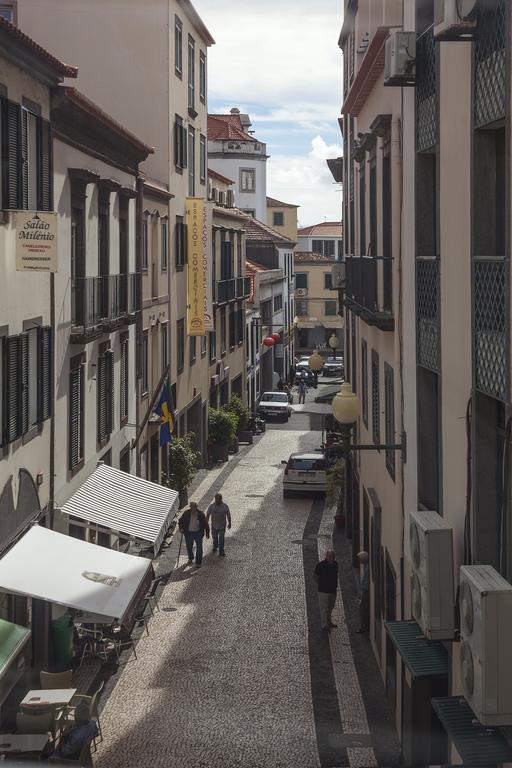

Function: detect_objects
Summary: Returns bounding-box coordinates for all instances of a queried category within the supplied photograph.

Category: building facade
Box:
[266,196,299,243]
[208,109,268,220]
[294,252,344,356]
[297,221,343,260]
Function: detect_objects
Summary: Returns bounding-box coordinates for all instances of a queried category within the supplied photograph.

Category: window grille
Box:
[416,28,437,152]
[474,0,506,128]
[474,258,506,401]
[416,258,439,372]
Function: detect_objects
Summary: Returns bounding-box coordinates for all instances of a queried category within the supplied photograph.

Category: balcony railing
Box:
[344,256,393,331]
[72,273,141,331]
[236,276,251,298]
[216,278,236,304]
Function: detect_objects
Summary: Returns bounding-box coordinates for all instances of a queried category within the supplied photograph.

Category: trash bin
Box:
[50,614,74,667]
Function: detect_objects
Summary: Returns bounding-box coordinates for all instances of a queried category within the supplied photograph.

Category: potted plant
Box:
[163,433,200,509]
[208,408,238,462]
[327,458,346,529]
[225,395,253,445]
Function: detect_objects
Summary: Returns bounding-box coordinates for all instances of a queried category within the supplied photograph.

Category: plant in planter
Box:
[326,458,345,529]
[208,408,238,462]
[163,433,200,509]
[225,395,252,445]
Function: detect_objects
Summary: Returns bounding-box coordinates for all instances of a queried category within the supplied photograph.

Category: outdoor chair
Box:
[49,741,93,766]
[40,669,73,689]
[144,577,162,614]
[16,709,54,734]
[133,599,150,636]
[99,625,138,664]
[67,681,104,748]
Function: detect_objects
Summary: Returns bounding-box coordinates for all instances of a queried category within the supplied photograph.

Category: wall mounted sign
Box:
[186,198,206,336]
[16,212,58,272]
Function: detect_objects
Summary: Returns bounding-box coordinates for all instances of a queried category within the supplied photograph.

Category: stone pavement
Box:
[94,411,399,768]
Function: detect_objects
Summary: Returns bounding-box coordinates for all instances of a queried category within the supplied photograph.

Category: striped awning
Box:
[60,464,179,555]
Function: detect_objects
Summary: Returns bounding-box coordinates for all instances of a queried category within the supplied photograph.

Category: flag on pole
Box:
[153,381,174,446]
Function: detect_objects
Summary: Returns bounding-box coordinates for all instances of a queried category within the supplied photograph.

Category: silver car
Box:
[282,453,327,497]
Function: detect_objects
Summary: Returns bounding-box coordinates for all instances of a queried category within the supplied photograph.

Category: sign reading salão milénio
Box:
[16,212,58,272]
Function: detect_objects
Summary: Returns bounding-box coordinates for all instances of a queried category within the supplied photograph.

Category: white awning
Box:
[60,464,179,555]
[0,526,151,622]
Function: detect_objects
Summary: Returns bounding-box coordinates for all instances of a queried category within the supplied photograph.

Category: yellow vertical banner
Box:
[203,201,214,331]
[186,197,206,336]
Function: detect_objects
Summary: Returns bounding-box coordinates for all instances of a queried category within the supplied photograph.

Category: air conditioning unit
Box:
[384,31,416,87]
[409,509,455,639]
[434,0,478,41]
[296,288,308,297]
[460,565,512,726]
[213,188,219,203]
[226,190,235,208]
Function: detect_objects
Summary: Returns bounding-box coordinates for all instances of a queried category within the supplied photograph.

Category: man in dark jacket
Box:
[178,501,209,567]
[314,549,339,632]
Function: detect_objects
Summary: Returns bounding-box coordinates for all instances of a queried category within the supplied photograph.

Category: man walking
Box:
[314,549,338,632]
[356,551,370,633]
[298,378,307,404]
[178,501,209,567]
[206,493,231,557]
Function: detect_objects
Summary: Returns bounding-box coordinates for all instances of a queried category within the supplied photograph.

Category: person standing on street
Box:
[178,501,209,567]
[314,549,338,632]
[356,551,370,633]
[298,378,307,404]
[206,493,231,557]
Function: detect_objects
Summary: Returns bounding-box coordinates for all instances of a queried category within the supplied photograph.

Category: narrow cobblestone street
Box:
[95,402,399,768]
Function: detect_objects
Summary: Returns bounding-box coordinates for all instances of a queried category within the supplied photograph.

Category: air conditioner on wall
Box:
[434,0,478,41]
[384,31,416,87]
[460,565,512,726]
[296,288,308,297]
[409,509,455,640]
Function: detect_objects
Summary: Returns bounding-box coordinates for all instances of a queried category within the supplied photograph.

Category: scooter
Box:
[248,414,266,434]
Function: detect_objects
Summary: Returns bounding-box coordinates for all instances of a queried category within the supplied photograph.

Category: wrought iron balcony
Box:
[344,256,393,331]
[216,278,236,304]
[236,276,252,299]
[71,273,140,338]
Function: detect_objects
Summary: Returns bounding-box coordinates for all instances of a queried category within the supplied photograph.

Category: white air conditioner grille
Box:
[461,640,475,695]
[460,580,474,635]
[410,523,421,569]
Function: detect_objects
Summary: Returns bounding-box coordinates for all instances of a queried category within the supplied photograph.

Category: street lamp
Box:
[308,348,324,388]
[328,333,339,359]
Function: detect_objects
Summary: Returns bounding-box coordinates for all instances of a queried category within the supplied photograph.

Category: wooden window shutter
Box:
[69,365,83,469]
[107,350,114,435]
[38,326,52,422]
[120,337,128,422]
[39,120,52,211]
[97,353,107,443]
[6,336,21,442]
[20,108,28,210]
[6,101,21,209]
[20,333,29,436]
[181,125,188,169]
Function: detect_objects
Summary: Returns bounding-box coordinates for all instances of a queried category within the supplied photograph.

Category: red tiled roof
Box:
[294,251,335,263]
[266,196,299,209]
[208,168,234,185]
[297,222,342,237]
[245,216,295,245]
[208,113,258,142]
[0,16,78,79]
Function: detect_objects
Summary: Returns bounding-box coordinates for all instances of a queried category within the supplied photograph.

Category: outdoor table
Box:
[20,689,77,708]
[0,732,49,754]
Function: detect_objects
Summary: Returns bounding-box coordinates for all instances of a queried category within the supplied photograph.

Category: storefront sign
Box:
[16,212,58,272]
[203,202,214,331]
[186,198,206,336]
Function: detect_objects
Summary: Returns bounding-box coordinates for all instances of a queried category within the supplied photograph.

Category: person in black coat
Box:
[178,501,210,567]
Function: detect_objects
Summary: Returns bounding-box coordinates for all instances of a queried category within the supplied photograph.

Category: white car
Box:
[282,453,327,497]
[257,392,292,422]
[322,356,344,377]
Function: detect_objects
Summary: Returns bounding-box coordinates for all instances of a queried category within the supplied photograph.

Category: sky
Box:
[193,0,343,227]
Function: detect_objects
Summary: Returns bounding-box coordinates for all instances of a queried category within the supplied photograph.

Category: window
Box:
[27,327,38,430]
[120,335,129,425]
[296,299,308,316]
[189,335,196,365]
[220,307,226,354]
[188,35,195,111]
[69,356,84,471]
[220,240,233,280]
[261,299,272,325]
[240,168,255,192]
[97,347,114,444]
[295,273,308,290]
[273,211,284,227]
[0,5,15,23]
[188,128,195,196]
[200,333,207,357]
[200,135,206,183]
[237,305,244,345]
[359,164,366,255]
[273,294,283,312]
[361,339,368,428]
[229,306,235,349]
[161,219,168,271]
[371,350,380,445]
[324,300,337,316]
[384,363,395,478]
[242,209,255,217]
[199,51,206,103]
[312,239,335,257]
[175,16,183,75]
[209,329,216,362]
[177,319,185,372]
[0,98,52,211]
[142,218,148,271]
[175,217,186,267]
[324,272,333,290]
[174,116,187,170]
[237,235,242,276]
[161,322,168,372]
[141,331,149,395]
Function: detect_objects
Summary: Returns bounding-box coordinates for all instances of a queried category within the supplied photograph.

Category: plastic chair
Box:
[40,670,73,689]
[16,709,54,734]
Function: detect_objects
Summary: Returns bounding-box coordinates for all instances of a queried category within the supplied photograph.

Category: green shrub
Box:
[208,408,238,446]
[326,458,345,511]
[164,433,200,493]
[224,394,250,432]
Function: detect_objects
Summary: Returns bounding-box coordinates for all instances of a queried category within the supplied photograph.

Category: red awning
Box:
[341,28,389,118]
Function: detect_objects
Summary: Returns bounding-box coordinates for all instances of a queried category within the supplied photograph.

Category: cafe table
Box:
[0,732,50,754]
[20,689,77,708]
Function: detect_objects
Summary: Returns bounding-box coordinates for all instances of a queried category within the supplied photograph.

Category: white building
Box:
[297,221,343,260]
[208,109,268,221]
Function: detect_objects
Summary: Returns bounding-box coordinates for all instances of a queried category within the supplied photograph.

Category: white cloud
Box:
[267,136,343,227]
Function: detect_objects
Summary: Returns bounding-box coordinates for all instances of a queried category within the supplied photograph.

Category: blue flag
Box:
[153,382,174,446]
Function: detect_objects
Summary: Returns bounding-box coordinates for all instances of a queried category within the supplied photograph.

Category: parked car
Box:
[322,356,344,377]
[294,366,316,386]
[282,453,327,497]
[257,392,292,422]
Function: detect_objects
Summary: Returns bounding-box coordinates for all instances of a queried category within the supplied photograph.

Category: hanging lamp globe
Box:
[263,337,275,348]
[308,349,324,372]
[271,332,280,342]
[332,382,361,425]
[328,333,339,351]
